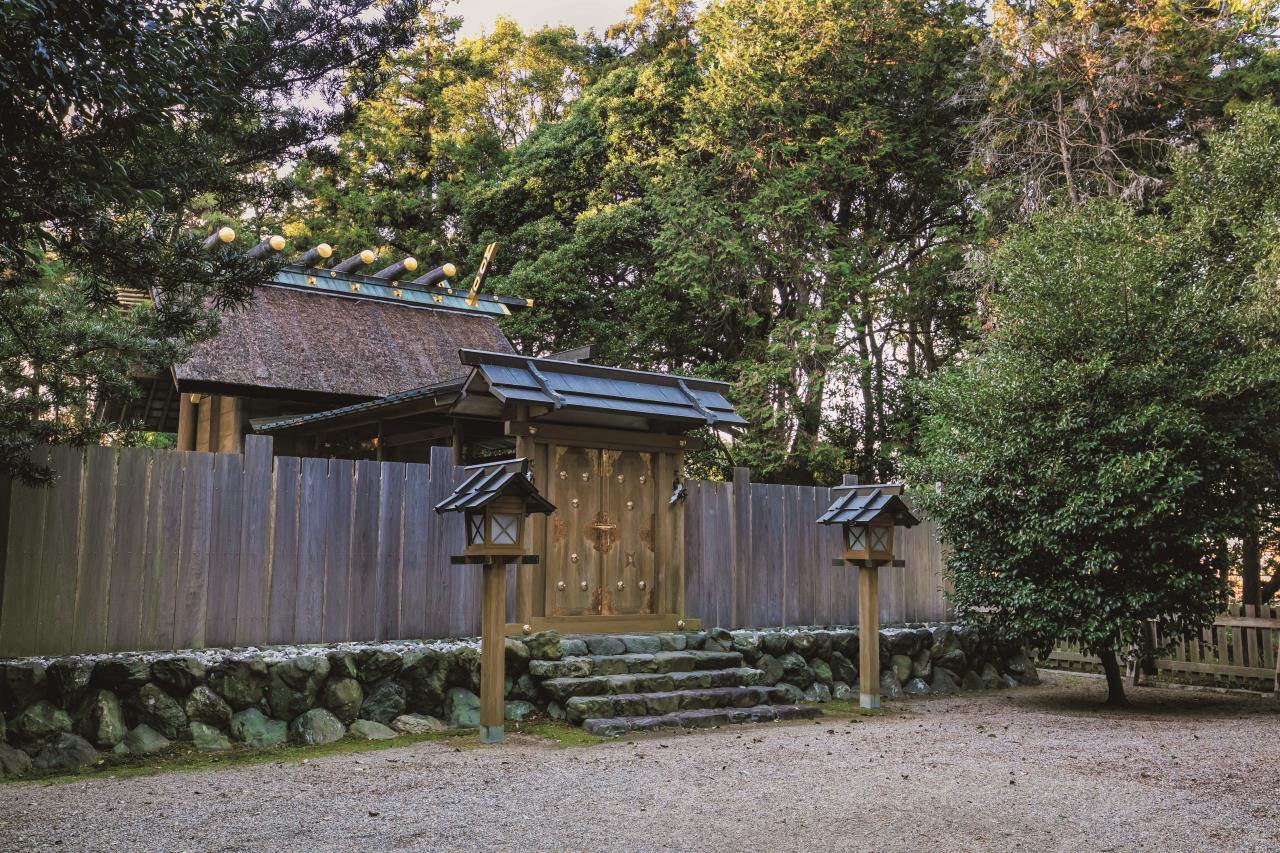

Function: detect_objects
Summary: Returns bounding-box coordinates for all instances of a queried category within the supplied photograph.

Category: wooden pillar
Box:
[217,395,243,454]
[480,558,507,743]
[176,394,197,451]
[195,395,219,451]
[858,564,880,710]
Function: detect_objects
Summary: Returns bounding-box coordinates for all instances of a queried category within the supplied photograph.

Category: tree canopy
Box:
[907,104,1280,702]
[0,0,430,483]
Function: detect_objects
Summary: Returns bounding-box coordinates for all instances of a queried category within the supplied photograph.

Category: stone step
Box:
[542,667,762,702]
[530,650,745,680]
[582,703,822,737]
[565,685,788,723]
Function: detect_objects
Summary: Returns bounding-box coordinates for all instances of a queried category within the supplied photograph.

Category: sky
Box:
[452,0,635,36]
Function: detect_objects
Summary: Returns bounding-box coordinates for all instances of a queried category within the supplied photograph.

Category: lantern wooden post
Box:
[817,479,920,712]
[435,458,555,744]
[858,564,880,710]
[479,558,507,742]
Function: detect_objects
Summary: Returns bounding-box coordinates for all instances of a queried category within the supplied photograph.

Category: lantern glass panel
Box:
[846,524,866,552]
[870,525,890,553]
[466,512,485,546]
[490,512,520,546]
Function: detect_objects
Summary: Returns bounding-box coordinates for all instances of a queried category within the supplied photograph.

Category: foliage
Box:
[0,0,429,483]
[283,14,603,269]
[907,104,1280,700]
[970,0,1280,217]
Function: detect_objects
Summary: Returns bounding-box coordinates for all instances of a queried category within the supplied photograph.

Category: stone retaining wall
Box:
[0,623,1037,778]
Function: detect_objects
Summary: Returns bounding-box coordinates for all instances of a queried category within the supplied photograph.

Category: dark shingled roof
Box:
[459,350,748,427]
[175,284,514,399]
[818,484,920,527]
[434,458,556,514]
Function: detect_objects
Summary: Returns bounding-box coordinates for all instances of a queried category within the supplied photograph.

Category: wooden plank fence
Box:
[1043,604,1280,692]
[684,468,949,630]
[0,442,948,657]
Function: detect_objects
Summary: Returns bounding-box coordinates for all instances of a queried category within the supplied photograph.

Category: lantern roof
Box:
[818,483,920,527]
[434,457,556,515]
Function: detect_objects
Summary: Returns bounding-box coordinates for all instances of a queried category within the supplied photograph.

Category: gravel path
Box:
[3,671,1277,852]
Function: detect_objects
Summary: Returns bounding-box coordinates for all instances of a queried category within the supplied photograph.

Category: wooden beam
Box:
[480,559,505,743]
[504,421,701,452]
[858,564,880,710]
[381,425,453,448]
[177,394,197,451]
[504,613,699,636]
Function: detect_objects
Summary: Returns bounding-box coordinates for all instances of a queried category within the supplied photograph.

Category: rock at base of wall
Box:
[811,659,834,687]
[323,677,364,725]
[390,714,448,735]
[1004,652,1041,686]
[207,658,268,710]
[184,685,232,730]
[349,719,397,740]
[151,657,206,696]
[91,659,150,694]
[889,654,913,685]
[754,654,784,686]
[559,638,589,657]
[802,683,832,703]
[774,682,805,703]
[832,681,854,700]
[1,662,47,710]
[13,700,72,744]
[444,688,480,728]
[902,677,931,696]
[120,724,170,755]
[189,721,232,751]
[759,631,789,656]
[879,671,905,699]
[523,631,562,661]
[0,742,33,778]
[75,689,126,749]
[288,709,346,746]
[129,684,187,741]
[361,681,407,725]
[32,733,98,772]
[268,656,331,721]
[229,708,287,748]
[48,659,95,707]
[911,650,932,680]
[504,700,536,722]
[830,652,856,686]
[779,652,814,688]
[930,667,961,695]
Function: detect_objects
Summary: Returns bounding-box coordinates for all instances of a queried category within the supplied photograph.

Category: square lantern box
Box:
[437,457,556,559]
[819,483,919,566]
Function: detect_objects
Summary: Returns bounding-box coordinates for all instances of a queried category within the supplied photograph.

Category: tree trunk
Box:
[1098,647,1128,706]
[1242,529,1261,606]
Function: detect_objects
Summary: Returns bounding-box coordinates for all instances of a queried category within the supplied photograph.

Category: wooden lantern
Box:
[436,458,554,743]
[818,482,920,710]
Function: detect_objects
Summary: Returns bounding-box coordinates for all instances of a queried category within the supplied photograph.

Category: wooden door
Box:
[599,450,657,615]
[545,446,600,616]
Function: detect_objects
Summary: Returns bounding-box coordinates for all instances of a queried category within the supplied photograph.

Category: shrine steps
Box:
[581,703,821,737]
[535,640,822,737]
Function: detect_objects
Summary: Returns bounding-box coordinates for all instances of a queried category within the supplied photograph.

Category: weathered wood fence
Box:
[684,470,947,629]
[0,443,947,657]
[1043,604,1280,692]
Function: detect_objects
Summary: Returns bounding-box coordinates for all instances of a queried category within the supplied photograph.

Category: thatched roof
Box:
[174,284,514,400]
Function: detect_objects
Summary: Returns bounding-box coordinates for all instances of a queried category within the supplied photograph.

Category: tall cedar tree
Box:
[0,0,428,483]
[908,104,1280,704]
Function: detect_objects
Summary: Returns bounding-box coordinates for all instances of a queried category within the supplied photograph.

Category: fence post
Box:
[731,466,751,629]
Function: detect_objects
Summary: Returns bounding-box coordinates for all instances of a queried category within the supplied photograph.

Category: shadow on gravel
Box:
[1009,681,1278,721]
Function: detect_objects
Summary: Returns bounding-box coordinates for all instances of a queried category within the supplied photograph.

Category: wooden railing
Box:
[1043,604,1280,693]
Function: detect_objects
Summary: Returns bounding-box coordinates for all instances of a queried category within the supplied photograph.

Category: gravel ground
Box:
[3,671,1277,852]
